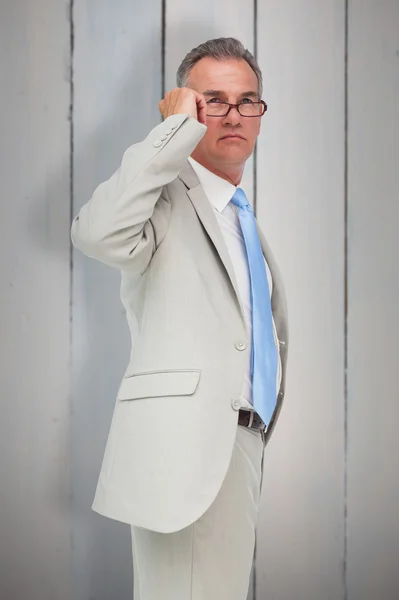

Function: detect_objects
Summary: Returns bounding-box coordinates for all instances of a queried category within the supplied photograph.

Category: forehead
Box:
[188,57,259,95]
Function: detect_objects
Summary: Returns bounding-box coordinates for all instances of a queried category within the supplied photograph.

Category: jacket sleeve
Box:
[70,113,207,271]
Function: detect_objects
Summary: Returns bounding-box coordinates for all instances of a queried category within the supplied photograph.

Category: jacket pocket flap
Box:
[118,369,201,401]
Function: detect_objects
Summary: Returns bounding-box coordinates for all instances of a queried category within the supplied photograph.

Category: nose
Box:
[222,105,242,127]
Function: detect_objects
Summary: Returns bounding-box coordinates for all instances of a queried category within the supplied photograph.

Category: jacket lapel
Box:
[178,159,289,400]
[178,160,247,328]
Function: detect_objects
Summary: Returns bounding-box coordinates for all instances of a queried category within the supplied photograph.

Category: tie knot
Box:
[231,187,250,210]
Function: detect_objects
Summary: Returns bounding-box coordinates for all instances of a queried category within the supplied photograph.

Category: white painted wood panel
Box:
[164,5,256,595]
[165,0,255,205]
[347,2,399,599]
[72,2,162,598]
[256,2,346,599]
[164,6,259,596]
[0,2,71,599]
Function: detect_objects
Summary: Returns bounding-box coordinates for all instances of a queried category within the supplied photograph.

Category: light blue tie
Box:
[231,188,278,426]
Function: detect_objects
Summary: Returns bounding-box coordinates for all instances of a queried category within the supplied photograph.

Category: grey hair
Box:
[176,37,263,97]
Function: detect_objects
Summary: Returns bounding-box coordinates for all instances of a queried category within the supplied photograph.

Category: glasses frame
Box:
[205,99,267,118]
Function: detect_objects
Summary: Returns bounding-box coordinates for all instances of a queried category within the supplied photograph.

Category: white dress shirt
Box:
[187,157,281,413]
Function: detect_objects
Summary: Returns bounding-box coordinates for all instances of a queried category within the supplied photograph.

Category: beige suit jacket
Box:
[71,113,289,534]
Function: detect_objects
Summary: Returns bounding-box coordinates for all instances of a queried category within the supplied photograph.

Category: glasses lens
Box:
[206,102,265,116]
[206,102,229,116]
[239,102,264,116]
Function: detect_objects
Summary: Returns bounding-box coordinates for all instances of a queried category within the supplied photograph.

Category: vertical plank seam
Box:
[68,0,75,267]
[68,0,75,325]
[252,1,258,597]
[161,0,166,102]
[343,1,349,599]
[68,0,75,581]
[68,6,75,366]
[253,0,258,218]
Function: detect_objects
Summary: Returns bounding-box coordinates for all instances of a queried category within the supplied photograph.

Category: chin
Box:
[219,150,251,163]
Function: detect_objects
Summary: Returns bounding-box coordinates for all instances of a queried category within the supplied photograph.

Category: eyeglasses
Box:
[206,100,267,117]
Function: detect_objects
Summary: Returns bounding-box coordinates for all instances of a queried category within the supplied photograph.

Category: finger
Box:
[196,93,207,109]
[196,94,207,126]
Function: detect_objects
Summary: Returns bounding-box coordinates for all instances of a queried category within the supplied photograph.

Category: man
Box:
[71,37,288,600]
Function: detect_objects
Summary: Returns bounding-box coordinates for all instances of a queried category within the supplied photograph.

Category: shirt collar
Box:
[187,156,241,213]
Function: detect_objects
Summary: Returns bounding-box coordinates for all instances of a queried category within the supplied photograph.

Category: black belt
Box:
[238,409,266,431]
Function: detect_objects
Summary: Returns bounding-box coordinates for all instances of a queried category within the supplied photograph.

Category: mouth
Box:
[219,135,245,140]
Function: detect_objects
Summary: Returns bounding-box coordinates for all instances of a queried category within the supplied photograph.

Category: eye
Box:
[208,98,224,103]
[241,98,254,104]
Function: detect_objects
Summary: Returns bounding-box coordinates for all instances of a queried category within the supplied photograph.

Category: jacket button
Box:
[165,129,172,135]
[235,340,247,351]
[231,399,241,411]
[153,140,162,147]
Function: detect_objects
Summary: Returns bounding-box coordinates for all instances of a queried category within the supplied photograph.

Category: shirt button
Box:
[235,340,247,351]
[153,140,162,147]
[160,134,167,141]
[165,129,172,135]
[231,399,241,411]
[170,124,177,130]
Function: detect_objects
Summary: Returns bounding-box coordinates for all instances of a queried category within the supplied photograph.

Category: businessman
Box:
[71,37,288,600]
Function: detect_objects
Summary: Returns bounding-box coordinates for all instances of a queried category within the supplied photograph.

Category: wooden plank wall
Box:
[256,2,346,599]
[1,1,398,599]
[347,2,399,599]
[0,1,71,599]
[71,2,162,599]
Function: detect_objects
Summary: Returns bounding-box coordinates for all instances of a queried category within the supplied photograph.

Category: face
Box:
[188,57,262,171]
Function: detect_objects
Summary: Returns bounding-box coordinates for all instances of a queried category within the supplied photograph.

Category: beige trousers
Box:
[130,423,266,600]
